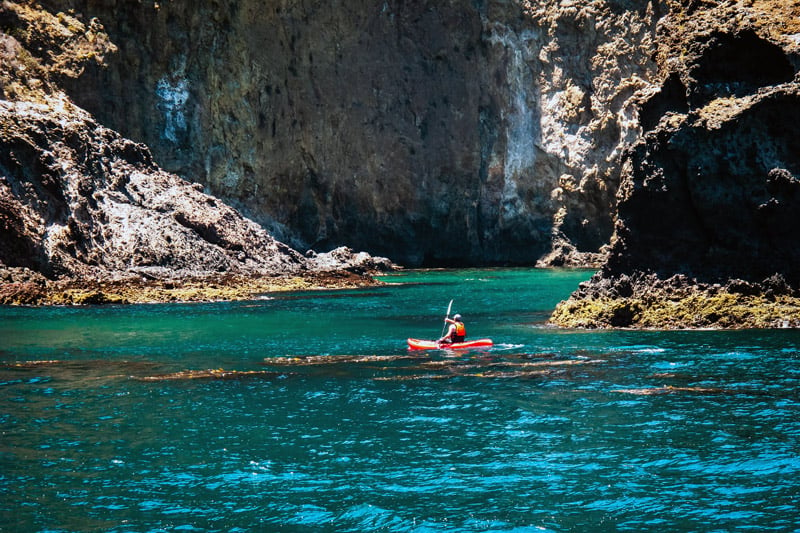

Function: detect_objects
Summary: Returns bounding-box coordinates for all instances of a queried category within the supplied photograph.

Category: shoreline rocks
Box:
[0,2,396,306]
[0,268,384,306]
[550,272,800,329]
[0,98,307,281]
[4,0,800,329]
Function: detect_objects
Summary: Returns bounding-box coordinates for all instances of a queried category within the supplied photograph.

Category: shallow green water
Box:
[1,268,799,531]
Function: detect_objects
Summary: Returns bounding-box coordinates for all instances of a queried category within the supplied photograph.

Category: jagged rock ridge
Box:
[0,95,393,285]
[0,98,306,280]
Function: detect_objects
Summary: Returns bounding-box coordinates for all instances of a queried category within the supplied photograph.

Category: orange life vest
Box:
[453,321,466,341]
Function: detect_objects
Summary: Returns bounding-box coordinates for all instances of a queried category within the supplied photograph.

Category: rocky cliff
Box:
[0,93,392,303]
[5,0,800,324]
[0,2,393,304]
[551,0,800,328]
[1,98,306,279]
[32,0,662,267]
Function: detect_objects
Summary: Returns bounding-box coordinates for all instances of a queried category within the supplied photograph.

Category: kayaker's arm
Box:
[438,323,456,343]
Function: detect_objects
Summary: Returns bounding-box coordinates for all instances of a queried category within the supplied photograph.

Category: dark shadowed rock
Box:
[552,1,800,329]
[37,0,665,267]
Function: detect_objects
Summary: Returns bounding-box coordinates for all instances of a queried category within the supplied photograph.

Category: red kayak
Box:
[407,338,493,350]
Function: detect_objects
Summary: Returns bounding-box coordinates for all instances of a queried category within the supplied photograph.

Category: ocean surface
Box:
[1,268,799,532]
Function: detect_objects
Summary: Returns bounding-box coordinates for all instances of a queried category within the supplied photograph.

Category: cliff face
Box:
[40,0,661,266]
[610,4,800,284]
[0,2,392,302]
[5,0,800,322]
[551,1,800,329]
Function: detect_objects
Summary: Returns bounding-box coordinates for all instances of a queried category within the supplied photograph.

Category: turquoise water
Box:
[1,268,799,532]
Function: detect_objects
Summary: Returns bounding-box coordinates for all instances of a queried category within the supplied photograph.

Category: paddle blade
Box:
[440,299,454,338]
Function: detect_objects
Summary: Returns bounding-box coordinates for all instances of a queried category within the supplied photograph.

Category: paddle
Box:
[440,299,453,340]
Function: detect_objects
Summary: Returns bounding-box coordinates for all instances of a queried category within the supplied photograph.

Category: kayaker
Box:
[439,314,466,344]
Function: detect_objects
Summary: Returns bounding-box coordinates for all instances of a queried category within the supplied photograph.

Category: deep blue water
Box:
[1,268,799,532]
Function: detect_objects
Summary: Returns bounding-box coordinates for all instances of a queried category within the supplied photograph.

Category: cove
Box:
[1,268,799,531]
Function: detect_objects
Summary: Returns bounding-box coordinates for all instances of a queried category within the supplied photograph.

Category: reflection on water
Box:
[1,269,799,531]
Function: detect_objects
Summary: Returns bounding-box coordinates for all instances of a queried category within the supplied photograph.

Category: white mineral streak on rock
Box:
[488,26,540,223]
[540,87,591,169]
[505,45,537,180]
[155,75,189,143]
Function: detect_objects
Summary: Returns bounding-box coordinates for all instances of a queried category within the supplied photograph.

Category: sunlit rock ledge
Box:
[0,263,390,306]
[550,272,800,330]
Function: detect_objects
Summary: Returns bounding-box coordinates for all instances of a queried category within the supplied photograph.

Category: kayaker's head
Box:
[454,314,462,322]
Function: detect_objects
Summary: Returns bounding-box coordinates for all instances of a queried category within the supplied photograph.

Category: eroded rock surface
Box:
[34,0,665,267]
[0,98,306,281]
[552,1,800,328]
[0,2,394,304]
